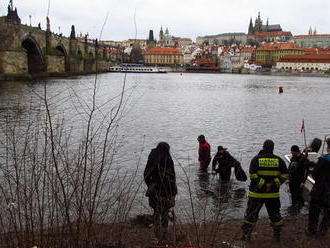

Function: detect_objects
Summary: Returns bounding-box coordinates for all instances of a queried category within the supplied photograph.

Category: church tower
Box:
[254,11,263,32]
[248,17,254,35]
[159,27,164,41]
[147,30,156,48]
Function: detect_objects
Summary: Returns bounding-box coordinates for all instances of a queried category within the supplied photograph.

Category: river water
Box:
[0,73,329,221]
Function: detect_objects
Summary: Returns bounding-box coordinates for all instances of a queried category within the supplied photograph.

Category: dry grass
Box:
[74,214,329,248]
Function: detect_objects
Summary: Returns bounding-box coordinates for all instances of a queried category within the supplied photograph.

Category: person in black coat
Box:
[212,146,238,181]
[307,138,330,236]
[288,145,309,206]
[144,142,177,239]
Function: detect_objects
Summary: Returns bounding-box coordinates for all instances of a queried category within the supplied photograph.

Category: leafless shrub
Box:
[0,70,145,248]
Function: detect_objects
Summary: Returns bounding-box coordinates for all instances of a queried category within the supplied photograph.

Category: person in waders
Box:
[197,135,211,171]
[241,140,288,242]
[212,145,239,181]
[144,142,177,240]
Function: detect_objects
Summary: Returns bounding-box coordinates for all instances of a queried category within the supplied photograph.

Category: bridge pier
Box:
[0,51,28,75]
[46,55,66,74]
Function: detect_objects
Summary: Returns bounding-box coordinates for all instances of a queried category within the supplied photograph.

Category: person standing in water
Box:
[197,135,211,171]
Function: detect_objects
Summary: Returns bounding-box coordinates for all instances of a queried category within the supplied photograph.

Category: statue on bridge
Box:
[6,0,21,24]
[70,25,76,39]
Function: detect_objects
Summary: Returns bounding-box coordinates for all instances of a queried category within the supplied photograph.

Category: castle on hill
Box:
[248,12,282,34]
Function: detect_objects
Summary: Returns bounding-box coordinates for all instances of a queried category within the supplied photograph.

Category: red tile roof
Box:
[143,47,183,55]
[193,59,216,65]
[279,54,330,63]
[257,42,303,51]
[254,31,292,37]
[241,47,256,53]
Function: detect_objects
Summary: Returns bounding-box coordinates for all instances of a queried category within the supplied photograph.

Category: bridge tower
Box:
[6,0,21,24]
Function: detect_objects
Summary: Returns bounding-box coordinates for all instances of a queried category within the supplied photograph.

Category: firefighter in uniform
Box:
[241,140,288,242]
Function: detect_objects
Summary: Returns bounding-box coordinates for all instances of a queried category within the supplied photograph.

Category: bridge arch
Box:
[88,51,94,58]
[21,36,46,74]
[55,44,69,72]
[77,49,83,59]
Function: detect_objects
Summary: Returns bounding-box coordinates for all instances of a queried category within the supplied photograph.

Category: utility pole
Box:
[29,15,31,26]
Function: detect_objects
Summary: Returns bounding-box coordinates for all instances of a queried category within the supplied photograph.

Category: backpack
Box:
[234,161,247,182]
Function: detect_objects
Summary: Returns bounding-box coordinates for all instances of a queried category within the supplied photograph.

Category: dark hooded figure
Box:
[212,145,239,181]
[307,138,330,237]
[288,145,309,206]
[144,142,177,240]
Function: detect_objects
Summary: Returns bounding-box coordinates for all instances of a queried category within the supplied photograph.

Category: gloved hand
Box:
[266,183,272,192]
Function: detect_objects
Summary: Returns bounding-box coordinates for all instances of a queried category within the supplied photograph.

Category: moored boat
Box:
[108,64,167,73]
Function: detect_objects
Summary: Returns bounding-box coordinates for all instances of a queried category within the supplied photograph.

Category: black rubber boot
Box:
[241,223,253,241]
[273,227,281,242]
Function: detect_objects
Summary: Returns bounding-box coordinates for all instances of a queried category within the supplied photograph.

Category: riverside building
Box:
[143,47,184,66]
[256,43,306,67]
[276,54,330,71]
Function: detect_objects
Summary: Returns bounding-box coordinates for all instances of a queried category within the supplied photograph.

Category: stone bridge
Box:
[0,3,111,77]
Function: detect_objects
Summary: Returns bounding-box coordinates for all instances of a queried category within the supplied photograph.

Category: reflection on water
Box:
[196,168,246,216]
[0,73,329,219]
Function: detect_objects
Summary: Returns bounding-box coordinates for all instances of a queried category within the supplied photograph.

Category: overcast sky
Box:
[4,0,330,41]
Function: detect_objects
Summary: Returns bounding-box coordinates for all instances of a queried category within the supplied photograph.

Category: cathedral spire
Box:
[9,0,14,11]
[248,17,254,35]
[254,12,263,32]
[308,26,313,35]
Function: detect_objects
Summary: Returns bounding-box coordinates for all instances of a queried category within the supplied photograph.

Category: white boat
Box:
[108,64,167,73]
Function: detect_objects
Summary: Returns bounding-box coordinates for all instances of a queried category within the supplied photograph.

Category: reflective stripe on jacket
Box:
[248,152,288,198]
